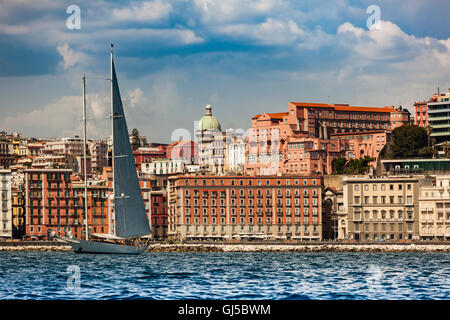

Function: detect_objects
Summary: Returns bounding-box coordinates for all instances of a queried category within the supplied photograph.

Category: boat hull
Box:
[64,238,148,254]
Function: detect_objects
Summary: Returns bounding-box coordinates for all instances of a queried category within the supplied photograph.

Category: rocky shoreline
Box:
[0,243,449,252]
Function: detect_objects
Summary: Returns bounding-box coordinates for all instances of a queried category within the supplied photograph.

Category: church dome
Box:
[198,104,221,131]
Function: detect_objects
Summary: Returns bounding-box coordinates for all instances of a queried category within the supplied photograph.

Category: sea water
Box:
[0,251,448,299]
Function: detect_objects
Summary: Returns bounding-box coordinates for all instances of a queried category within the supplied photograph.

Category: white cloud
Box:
[57,43,89,69]
[0,23,30,35]
[112,0,173,22]
[215,18,306,45]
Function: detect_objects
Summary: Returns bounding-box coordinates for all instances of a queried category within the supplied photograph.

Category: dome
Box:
[197,104,221,131]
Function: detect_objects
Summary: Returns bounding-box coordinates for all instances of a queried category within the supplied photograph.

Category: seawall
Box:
[1,241,449,252]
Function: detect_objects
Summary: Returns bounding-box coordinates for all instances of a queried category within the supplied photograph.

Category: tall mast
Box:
[82,75,89,241]
[110,44,116,235]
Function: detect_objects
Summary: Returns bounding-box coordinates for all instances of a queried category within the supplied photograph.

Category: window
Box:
[354,184,359,191]
[354,196,360,204]
[407,196,413,204]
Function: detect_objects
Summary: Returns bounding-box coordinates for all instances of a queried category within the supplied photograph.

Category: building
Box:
[25,169,75,239]
[0,169,12,238]
[12,186,25,239]
[342,176,421,241]
[245,102,408,176]
[381,158,450,175]
[24,168,167,240]
[88,140,108,173]
[167,175,323,241]
[133,146,167,171]
[43,137,84,156]
[225,129,246,174]
[414,101,429,127]
[142,158,186,175]
[166,140,198,165]
[427,88,450,142]
[0,138,15,168]
[418,176,450,240]
[196,104,227,174]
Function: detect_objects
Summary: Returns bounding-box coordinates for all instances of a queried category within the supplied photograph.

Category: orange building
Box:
[24,168,167,240]
[168,175,323,241]
[245,102,408,176]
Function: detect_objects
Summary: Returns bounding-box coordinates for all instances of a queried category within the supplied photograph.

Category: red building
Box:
[24,168,168,240]
[132,146,167,170]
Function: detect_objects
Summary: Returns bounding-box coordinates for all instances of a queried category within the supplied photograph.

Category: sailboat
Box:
[59,46,151,254]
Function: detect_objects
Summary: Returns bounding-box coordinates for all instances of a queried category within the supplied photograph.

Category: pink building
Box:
[245,102,403,176]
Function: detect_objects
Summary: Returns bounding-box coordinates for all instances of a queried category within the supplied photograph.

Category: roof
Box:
[289,102,397,113]
[252,112,289,120]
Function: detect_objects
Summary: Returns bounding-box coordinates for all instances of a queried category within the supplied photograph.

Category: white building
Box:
[225,129,246,174]
[43,136,84,156]
[419,175,450,240]
[0,169,12,238]
[142,159,186,175]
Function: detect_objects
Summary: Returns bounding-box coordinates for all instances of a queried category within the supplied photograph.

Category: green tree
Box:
[343,156,374,174]
[390,124,429,158]
[332,157,347,174]
[130,128,140,151]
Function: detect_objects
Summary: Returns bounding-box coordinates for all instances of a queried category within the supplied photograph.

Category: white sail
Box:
[111,55,151,238]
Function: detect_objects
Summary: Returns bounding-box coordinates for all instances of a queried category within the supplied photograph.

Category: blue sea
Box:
[0,252,448,300]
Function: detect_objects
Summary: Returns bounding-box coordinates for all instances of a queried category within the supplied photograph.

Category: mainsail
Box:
[111,55,151,238]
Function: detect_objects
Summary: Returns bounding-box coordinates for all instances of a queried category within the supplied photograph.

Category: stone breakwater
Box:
[0,243,449,252]
[0,245,72,252]
[146,243,450,253]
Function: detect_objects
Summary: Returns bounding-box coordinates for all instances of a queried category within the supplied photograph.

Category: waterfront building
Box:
[342,176,421,241]
[11,186,25,239]
[427,88,450,142]
[25,169,74,239]
[418,175,450,240]
[167,175,323,241]
[0,170,12,238]
[24,168,167,240]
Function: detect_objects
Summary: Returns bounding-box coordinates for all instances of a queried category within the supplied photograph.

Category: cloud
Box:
[112,0,173,22]
[57,43,89,69]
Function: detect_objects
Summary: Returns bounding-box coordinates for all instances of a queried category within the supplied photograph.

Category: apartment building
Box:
[0,170,12,238]
[427,88,450,142]
[168,175,323,241]
[245,102,408,176]
[342,176,420,241]
[419,176,450,240]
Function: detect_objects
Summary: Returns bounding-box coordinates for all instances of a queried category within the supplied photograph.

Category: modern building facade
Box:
[168,175,323,241]
[427,88,450,142]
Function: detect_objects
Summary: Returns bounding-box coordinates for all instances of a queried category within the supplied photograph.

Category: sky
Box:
[1,0,449,143]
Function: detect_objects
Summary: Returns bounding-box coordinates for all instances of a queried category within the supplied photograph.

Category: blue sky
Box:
[1,0,449,143]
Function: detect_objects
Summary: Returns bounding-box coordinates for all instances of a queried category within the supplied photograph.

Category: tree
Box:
[131,128,140,151]
[332,157,347,174]
[390,124,429,158]
[344,156,374,174]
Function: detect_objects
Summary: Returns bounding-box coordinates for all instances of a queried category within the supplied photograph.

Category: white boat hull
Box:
[64,238,148,254]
